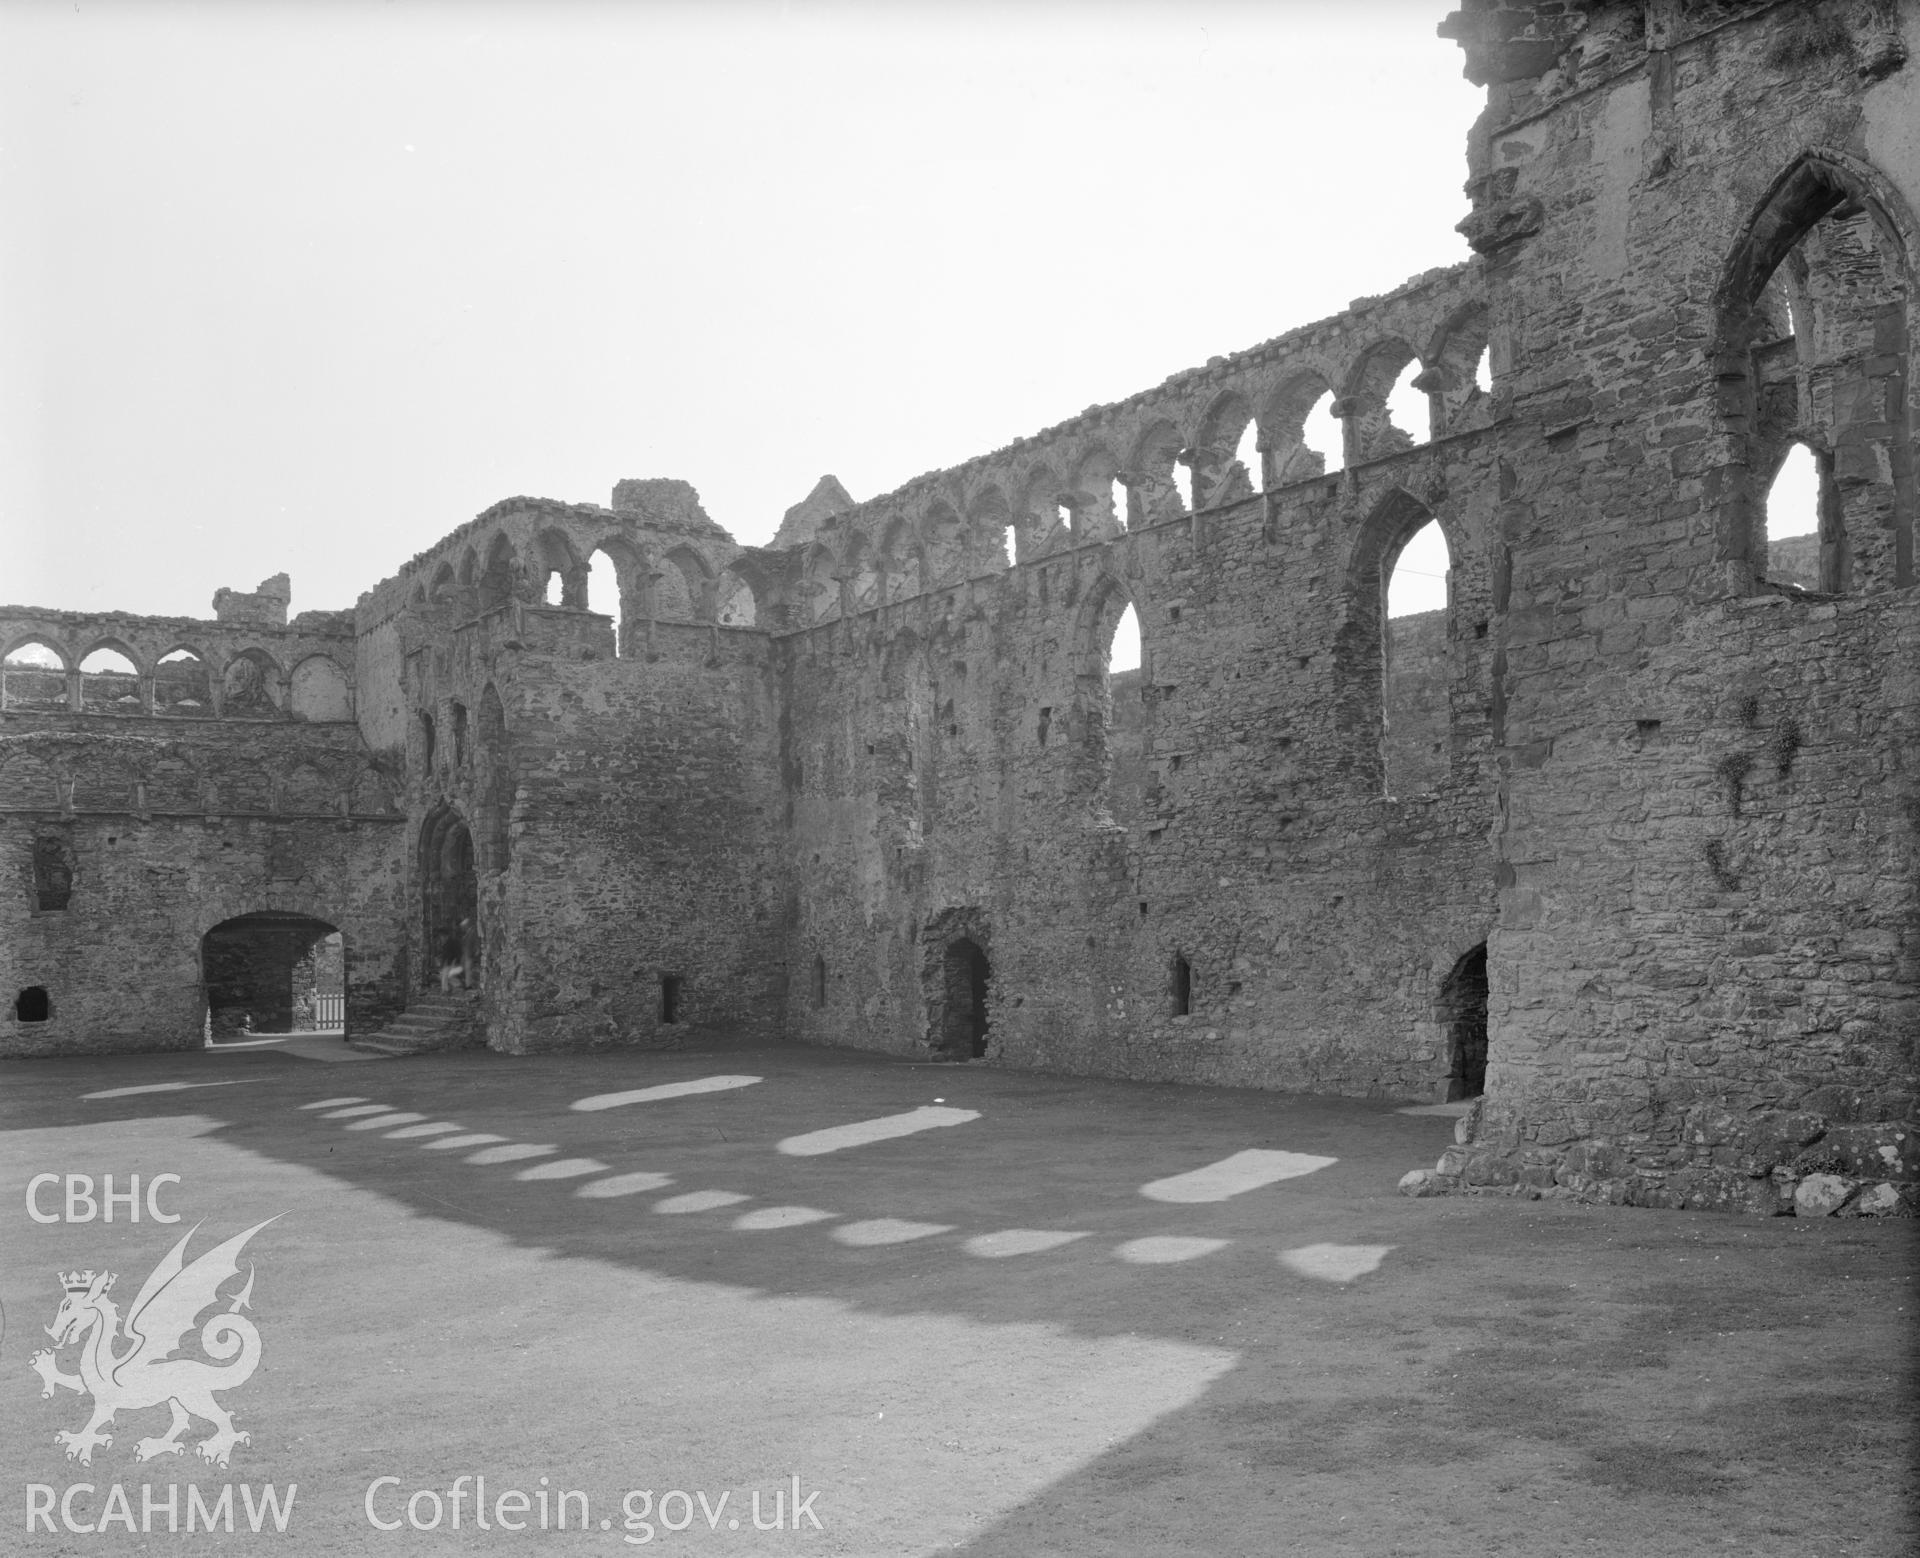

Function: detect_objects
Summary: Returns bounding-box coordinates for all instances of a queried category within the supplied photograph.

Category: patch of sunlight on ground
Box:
[1139,1149,1336,1202]
[1114,1236,1230,1264]
[572,1075,762,1111]
[2,1117,1236,1553]
[1278,1244,1394,1283]
[778,1106,980,1156]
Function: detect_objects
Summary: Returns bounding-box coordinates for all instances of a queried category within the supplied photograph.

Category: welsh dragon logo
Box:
[29,1218,278,1468]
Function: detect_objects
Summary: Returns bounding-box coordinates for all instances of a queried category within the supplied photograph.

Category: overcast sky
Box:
[1,0,1483,622]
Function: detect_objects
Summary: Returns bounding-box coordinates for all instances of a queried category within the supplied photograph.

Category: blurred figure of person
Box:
[438,921,467,993]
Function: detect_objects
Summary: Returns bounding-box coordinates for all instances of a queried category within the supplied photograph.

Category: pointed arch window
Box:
[1383,518,1452,797]
[1719,155,1913,593]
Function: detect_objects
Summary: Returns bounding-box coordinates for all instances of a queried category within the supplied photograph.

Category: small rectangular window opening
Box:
[33,842,73,911]
[812,955,828,1009]
[1171,955,1192,1017]
[659,973,683,1025]
[1037,707,1052,746]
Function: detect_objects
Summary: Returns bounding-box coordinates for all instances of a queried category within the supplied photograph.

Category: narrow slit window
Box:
[660,973,683,1025]
[1171,955,1192,1017]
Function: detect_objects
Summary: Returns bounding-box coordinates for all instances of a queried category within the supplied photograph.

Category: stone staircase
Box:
[348,990,486,1057]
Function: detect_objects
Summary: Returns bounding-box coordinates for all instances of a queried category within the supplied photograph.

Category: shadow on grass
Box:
[4,1044,1915,1556]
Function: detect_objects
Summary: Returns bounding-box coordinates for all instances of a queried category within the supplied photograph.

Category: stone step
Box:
[346,994,486,1057]
[346,1037,418,1057]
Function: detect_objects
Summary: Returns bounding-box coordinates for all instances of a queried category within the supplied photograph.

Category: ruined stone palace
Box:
[5,0,1916,1213]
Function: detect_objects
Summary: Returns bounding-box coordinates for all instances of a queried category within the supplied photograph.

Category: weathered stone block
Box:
[1792,1174,1858,1218]
[1809,1122,1920,1183]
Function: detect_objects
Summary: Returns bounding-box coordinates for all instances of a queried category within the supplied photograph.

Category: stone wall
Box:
[775,431,1502,1099]
[3,0,1912,1218]
[379,493,785,1054]
[1427,0,1919,1210]
[0,717,406,1057]
[481,624,787,1052]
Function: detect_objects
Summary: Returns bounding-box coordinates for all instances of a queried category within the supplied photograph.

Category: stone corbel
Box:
[1437,6,1578,87]
[1458,167,1543,256]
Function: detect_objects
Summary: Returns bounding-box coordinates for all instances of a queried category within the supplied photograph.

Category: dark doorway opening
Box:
[940,937,991,1058]
[420,807,477,990]
[201,914,343,1037]
[1171,953,1193,1017]
[660,973,683,1025]
[1441,942,1489,1100]
[15,986,51,1022]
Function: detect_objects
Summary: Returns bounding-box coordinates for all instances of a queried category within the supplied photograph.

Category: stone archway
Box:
[922,907,994,1059]
[1440,942,1489,1101]
[202,912,343,1037]
[419,806,477,989]
[941,937,992,1059]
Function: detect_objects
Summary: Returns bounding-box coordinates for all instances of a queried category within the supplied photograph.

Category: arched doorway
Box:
[1440,943,1489,1101]
[419,807,477,989]
[940,937,991,1058]
[202,913,344,1037]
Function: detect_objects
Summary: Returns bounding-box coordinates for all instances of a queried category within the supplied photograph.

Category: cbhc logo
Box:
[26,1174,183,1224]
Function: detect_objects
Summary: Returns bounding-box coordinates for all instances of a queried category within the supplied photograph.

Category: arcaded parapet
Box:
[1,605,356,723]
[745,262,1490,632]
[353,482,759,756]
[2,589,403,1055]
